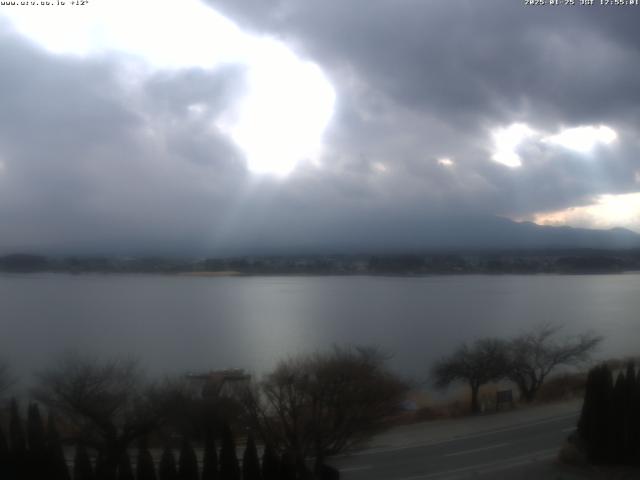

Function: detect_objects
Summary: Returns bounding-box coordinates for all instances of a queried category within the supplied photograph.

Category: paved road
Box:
[330,411,579,480]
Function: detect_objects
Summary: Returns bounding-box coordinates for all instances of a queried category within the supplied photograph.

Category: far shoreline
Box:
[2,269,640,277]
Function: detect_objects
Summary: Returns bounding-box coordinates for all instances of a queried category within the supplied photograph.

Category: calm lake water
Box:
[1,273,639,385]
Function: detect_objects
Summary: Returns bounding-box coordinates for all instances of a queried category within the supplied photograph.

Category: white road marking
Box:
[443,442,509,457]
[562,427,575,433]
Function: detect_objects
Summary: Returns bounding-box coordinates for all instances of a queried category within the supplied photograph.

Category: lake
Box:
[1,273,639,387]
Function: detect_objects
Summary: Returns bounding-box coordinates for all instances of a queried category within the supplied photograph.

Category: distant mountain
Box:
[217,215,640,256]
[2,216,640,274]
[1,215,638,259]
[413,216,640,251]
[286,215,640,254]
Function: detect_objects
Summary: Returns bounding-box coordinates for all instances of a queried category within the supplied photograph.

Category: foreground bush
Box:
[576,363,640,465]
[242,345,408,461]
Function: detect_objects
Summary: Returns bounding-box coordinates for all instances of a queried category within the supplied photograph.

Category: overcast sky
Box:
[0,0,639,255]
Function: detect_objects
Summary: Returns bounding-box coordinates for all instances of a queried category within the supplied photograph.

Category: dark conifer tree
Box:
[95,452,112,480]
[0,424,8,459]
[593,365,613,464]
[577,368,596,442]
[117,451,135,480]
[577,362,640,467]
[219,424,240,480]
[260,444,279,480]
[279,451,296,480]
[242,434,261,480]
[634,369,640,466]
[159,447,179,480]
[74,444,95,480]
[609,371,626,463]
[95,448,118,480]
[27,403,49,478]
[295,455,312,479]
[315,463,339,480]
[579,365,616,464]
[136,438,157,480]
[178,438,199,480]
[9,399,27,480]
[624,362,636,396]
[27,403,47,454]
[622,363,636,463]
[201,432,219,480]
[9,399,26,458]
[0,425,13,480]
[47,412,71,480]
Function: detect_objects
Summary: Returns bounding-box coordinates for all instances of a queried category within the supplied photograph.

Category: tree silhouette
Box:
[9,399,26,458]
[27,403,48,478]
[201,432,219,480]
[34,353,172,477]
[242,346,407,460]
[74,444,95,480]
[9,399,27,478]
[219,424,240,480]
[622,363,636,464]
[27,403,47,453]
[432,338,508,414]
[577,364,613,464]
[242,434,261,480]
[260,444,279,480]
[632,367,640,466]
[136,438,157,480]
[0,424,12,479]
[610,372,626,463]
[279,451,296,480]
[158,447,178,480]
[507,325,601,402]
[178,438,199,480]
[117,451,135,480]
[47,412,71,480]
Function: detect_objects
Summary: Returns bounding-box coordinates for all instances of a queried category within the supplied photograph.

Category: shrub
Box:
[136,439,157,480]
[47,412,71,480]
[9,399,26,458]
[242,434,261,480]
[158,447,178,480]
[27,403,48,478]
[117,451,135,480]
[178,438,199,480]
[74,444,95,480]
[577,363,638,466]
[201,432,219,480]
[219,424,240,480]
[260,444,279,480]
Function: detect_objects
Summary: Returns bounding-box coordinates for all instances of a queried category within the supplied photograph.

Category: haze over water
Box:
[2,273,638,387]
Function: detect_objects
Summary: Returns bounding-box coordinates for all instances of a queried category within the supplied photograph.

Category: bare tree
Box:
[32,352,172,479]
[241,346,408,464]
[506,324,602,402]
[431,338,509,414]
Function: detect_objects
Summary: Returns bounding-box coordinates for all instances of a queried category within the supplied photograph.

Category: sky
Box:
[0,0,639,255]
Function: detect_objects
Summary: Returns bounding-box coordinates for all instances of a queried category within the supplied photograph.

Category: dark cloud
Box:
[207,0,640,212]
[209,1,640,124]
[0,29,249,254]
[0,2,639,255]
